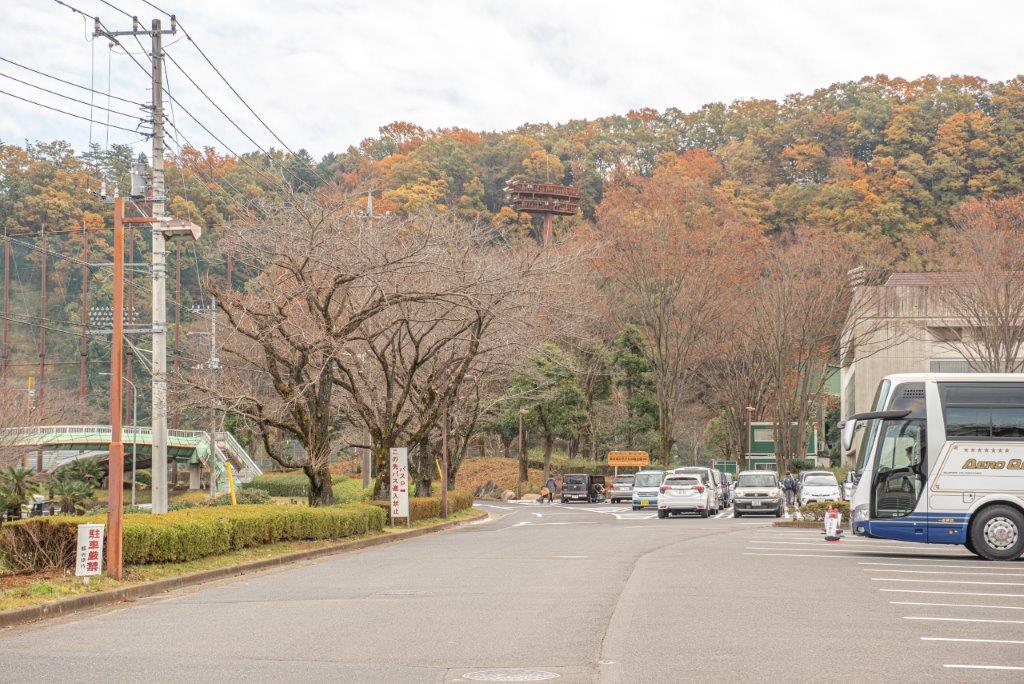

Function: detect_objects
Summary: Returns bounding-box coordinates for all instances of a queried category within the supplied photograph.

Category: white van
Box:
[845,373,1024,560]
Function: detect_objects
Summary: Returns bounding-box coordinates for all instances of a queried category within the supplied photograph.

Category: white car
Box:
[799,473,842,506]
[657,474,713,518]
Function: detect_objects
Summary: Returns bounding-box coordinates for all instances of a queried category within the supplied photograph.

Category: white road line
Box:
[532,513,543,518]
[743,552,857,559]
[894,601,1024,610]
[925,637,1024,644]
[752,540,948,551]
[882,589,1024,598]
[861,561,1018,570]
[944,664,1024,671]
[904,616,1024,624]
[715,509,732,519]
[866,568,1024,577]
[874,578,1024,587]
[745,545,967,558]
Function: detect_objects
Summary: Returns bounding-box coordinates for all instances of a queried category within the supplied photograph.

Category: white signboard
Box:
[389,447,409,521]
[75,523,104,577]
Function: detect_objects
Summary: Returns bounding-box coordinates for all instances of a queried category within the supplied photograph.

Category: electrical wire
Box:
[0,71,146,120]
[0,88,145,134]
[0,56,144,106]
[94,0,133,19]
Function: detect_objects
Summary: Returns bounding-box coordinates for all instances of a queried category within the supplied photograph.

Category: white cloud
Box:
[1,0,1022,158]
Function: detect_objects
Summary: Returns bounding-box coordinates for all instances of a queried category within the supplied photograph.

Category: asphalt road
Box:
[2,502,1023,682]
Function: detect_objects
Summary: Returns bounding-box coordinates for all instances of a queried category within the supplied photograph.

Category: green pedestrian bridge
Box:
[0,425,262,491]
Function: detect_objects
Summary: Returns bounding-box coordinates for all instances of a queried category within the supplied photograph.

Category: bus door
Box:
[870,383,928,541]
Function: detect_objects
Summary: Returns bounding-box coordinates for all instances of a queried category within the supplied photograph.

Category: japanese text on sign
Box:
[75,523,104,577]
[390,447,409,520]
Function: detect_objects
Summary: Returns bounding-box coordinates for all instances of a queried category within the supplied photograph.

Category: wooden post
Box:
[106,197,126,581]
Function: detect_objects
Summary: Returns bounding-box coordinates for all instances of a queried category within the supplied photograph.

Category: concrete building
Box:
[838,271,980,464]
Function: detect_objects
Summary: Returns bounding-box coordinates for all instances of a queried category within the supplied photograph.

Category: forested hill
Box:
[4,72,1024,285]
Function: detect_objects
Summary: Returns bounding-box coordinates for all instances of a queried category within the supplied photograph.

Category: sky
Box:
[2,0,1023,159]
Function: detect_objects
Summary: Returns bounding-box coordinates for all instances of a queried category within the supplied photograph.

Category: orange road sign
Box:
[607,451,650,467]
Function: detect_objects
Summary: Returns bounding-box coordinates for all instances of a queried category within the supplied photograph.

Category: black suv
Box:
[560,474,606,503]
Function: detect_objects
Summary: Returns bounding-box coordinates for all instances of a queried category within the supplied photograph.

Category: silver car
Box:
[608,474,635,503]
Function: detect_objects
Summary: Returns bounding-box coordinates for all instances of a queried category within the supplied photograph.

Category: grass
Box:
[0,507,480,613]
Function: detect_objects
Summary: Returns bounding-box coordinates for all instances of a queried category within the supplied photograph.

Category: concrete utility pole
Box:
[207,296,218,496]
[95,15,177,513]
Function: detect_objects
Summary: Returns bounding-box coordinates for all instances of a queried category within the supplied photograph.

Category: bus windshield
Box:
[855,379,891,477]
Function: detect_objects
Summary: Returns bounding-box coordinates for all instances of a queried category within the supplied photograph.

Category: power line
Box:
[0,71,146,121]
[95,0,133,20]
[0,56,144,106]
[0,88,146,135]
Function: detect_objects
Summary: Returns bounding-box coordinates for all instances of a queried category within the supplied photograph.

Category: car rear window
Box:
[563,475,586,485]
[614,476,634,484]
[634,473,664,487]
[678,469,710,484]
[665,477,699,486]
[738,474,777,487]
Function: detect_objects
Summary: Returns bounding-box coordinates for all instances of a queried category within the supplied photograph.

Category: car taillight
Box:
[659,484,670,493]
[693,485,704,493]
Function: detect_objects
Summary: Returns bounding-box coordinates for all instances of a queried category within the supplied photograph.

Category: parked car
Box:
[631,469,666,510]
[673,467,722,514]
[732,470,784,517]
[796,470,834,498]
[561,474,606,503]
[841,471,856,501]
[798,472,842,507]
[657,474,713,518]
[608,474,635,503]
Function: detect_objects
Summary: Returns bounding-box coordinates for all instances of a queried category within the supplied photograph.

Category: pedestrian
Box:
[544,475,557,503]
[783,472,797,508]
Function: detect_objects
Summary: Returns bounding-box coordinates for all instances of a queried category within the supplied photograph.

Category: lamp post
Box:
[517,407,529,497]
[101,373,137,506]
[745,406,756,471]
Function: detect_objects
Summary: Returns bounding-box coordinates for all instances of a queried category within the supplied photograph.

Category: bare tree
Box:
[933,195,1024,371]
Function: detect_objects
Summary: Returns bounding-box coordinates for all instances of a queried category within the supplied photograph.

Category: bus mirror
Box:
[841,419,858,452]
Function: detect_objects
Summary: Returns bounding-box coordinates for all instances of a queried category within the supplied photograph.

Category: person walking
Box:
[544,475,557,503]
[783,472,797,508]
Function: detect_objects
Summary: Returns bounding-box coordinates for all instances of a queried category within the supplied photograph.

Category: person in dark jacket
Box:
[543,476,557,503]
[783,473,797,507]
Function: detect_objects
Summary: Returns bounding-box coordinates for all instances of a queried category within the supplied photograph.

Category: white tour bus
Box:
[845,373,1024,560]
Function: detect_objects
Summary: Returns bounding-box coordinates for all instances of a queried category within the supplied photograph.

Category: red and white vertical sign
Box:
[390,447,409,521]
[75,523,104,577]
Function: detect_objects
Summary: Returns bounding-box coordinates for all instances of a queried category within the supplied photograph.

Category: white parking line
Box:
[745,546,964,557]
[894,601,1024,611]
[752,539,958,552]
[904,616,1024,624]
[743,552,855,559]
[874,578,1024,587]
[715,509,733,519]
[924,637,1024,644]
[861,561,1019,570]
[882,588,1024,598]
[944,664,1024,672]
[866,568,1024,577]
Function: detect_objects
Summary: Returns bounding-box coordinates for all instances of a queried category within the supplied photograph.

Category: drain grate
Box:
[463,669,559,682]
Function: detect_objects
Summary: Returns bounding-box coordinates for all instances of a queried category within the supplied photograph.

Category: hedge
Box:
[243,474,369,503]
[798,500,851,521]
[0,503,386,572]
[370,490,474,522]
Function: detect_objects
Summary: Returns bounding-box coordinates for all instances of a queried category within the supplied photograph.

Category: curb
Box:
[0,509,486,631]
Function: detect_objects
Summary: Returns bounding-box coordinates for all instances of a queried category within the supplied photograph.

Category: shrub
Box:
[369,490,473,522]
[244,474,369,503]
[0,503,387,571]
[798,500,851,521]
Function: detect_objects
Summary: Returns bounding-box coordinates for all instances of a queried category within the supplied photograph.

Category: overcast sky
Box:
[2,0,1023,159]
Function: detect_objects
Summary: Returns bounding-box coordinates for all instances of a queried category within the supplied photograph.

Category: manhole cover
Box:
[463,669,559,682]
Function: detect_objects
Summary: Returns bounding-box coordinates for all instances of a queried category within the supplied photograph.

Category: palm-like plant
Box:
[0,466,40,520]
[50,479,95,515]
[57,459,103,488]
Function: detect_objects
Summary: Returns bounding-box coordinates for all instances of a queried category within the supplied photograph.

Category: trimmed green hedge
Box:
[0,503,386,572]
[798,500,851,521]
[243,474,369,503]
[370,491,473,522]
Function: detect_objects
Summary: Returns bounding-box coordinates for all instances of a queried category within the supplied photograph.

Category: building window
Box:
[752,427,774,443]
[929,359,977,373]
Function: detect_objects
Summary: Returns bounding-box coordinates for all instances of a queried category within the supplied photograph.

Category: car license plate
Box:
[752,501,762,507]
[640,499,649,506]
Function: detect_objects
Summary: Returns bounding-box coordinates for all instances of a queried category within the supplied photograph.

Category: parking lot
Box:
[5,498,1024,682]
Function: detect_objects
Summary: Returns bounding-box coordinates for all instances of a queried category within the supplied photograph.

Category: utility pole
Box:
[107,196,125,580]
[208,296,218,496]
[95,15,177,513]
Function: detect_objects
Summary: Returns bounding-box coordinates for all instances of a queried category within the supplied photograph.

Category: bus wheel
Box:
[969,505,1024,561]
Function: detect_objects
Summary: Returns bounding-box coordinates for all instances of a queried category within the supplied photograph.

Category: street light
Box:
[745,406,756,471]
[102,373,138,506]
